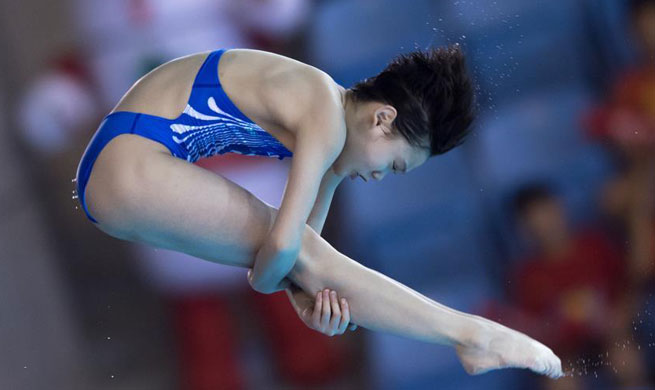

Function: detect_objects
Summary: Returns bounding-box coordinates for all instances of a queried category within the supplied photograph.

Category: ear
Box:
[374,105,397,127]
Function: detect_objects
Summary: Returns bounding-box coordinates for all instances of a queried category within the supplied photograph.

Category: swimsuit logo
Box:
[170,97,291,162]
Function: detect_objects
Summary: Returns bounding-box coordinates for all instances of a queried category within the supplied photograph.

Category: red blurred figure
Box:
[482,183,652,390]
[585,0,655,161]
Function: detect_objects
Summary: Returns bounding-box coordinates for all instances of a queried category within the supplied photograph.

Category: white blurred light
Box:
[18,72,97,155]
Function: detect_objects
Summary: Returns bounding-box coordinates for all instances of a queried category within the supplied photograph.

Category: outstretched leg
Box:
[84,134,562,377]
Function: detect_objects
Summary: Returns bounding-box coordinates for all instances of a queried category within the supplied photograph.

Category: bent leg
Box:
[88,136,469,343]
[86,135,562,377]
[289,228,562,378]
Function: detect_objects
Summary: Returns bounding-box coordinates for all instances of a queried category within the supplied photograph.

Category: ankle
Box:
[454,314,492,348]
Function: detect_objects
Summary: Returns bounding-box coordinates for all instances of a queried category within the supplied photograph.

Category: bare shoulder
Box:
[246,51,346,153]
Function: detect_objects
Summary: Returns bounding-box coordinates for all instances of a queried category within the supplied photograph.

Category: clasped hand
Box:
[286,284,358,336]
[247,235,357,336]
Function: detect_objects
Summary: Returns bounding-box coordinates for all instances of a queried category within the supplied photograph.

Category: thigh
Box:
[86,133,277,268]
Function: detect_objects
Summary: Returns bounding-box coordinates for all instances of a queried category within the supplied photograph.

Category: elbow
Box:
[250,243,300,294]
[250,279,276,294]
[248,267,271,294]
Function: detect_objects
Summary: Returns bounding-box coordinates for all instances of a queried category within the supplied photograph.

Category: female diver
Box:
[75,45,563,378]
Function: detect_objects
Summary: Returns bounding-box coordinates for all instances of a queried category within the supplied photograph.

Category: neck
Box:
[339,87,357,135]
[339,87,354,116]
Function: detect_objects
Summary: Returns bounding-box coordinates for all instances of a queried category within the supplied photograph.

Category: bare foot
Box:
[455,317,563,378]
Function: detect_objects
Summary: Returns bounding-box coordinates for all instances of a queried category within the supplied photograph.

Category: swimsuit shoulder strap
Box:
[185,48,253,122]
[192,49,226,88]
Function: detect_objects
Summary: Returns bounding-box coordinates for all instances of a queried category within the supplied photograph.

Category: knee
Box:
[86,163,145,240]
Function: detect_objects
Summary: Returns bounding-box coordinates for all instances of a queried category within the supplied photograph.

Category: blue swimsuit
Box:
[75,49,293,223]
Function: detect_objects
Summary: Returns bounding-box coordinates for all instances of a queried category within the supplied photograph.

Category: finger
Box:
[337,298,350,334]
[349,324,358,331]
[329,291,342,331]
[321,289,331,328]
[311,291,322,328]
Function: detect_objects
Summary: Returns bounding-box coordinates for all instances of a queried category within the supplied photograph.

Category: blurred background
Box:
[0,0,653,389]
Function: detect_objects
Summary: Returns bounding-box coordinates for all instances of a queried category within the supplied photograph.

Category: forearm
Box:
[287,227,479,346]
[306,168,343,235]
[306,189,336,235]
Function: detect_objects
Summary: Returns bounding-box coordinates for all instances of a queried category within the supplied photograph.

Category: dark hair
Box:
[509,182,556,220]
[349,44,476,156]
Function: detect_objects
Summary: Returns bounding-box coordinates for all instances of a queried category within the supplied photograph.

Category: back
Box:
[111,49,333,149]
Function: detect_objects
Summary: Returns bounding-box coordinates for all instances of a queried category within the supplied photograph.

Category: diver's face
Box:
[333,100,430,181]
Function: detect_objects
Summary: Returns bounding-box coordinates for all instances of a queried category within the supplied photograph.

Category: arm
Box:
[306,166,345,235]
[249,107,345,294]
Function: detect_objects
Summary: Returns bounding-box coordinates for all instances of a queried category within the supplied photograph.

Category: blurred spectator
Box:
[72,0,310,107]
[585,0,655,163]
[584,0,655,286]
[584,0,655,383]
[483,183,651,389]
[17,51,100,156]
